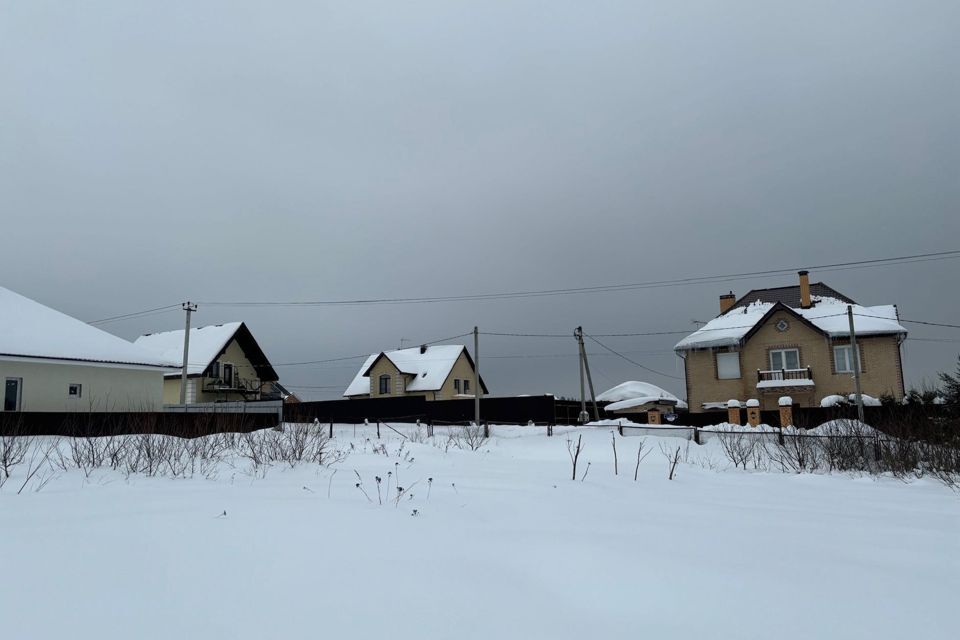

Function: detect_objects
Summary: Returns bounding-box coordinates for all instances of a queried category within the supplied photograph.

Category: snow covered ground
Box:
[1,424,957,640]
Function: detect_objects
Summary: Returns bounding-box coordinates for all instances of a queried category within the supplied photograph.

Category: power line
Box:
[195,249,960,308]
[88,304,182,325]
[584,334,682,380]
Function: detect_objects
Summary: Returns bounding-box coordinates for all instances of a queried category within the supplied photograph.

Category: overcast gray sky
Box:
[2,1,958,400]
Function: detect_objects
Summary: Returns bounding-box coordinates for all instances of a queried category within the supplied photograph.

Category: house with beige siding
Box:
[1,286,174,412]
[674,272,907,412]
[344,344,488,400]
[135,322,279,404]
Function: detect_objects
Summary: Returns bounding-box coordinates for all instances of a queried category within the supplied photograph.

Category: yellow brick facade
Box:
[162,338,264,404]
[683,308,904,412]
[361,350,484,401]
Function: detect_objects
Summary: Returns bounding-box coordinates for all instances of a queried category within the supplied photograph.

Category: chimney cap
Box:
[419,344,428,354]
[798,270,809,276]
[720,291,735,299]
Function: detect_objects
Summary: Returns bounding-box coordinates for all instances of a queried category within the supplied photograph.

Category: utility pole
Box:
[847,305,865,423]
[574,327,590,423]
[575,326,599,421]
[179,302,197,405]
[474,326,484,437]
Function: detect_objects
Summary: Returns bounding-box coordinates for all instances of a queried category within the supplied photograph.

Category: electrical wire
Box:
[195,250,960,308]
[583,334,683,380]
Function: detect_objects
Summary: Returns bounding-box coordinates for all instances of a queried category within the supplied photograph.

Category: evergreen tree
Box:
[938,355,960,404]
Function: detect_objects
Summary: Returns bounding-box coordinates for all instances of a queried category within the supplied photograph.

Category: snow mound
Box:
[597,381,681,404]
[809,419,881,437]
[820,393,883,408]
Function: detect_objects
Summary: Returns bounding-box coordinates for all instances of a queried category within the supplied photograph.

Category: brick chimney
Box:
[420,344,428,354]
[719,291,736,314]
[798,271,811,309]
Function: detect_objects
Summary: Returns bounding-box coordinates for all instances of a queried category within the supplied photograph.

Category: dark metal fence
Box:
[0,410,279,438]
[283,395,559,425]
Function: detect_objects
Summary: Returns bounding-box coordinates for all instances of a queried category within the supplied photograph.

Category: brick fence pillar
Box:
[727,399,741,425]
[746,399,761,427]
[778,396,794,428]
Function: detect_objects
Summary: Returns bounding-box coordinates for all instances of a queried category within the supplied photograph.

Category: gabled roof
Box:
[0,286,176,368]
[675,296,906,352]
[727,282,855,312]
[135,322,278,381]
[344,344,488,397]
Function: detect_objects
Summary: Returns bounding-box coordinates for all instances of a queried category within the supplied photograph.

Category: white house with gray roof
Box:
[0,286,175,412]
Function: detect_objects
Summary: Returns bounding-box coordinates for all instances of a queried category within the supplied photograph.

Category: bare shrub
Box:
[714,430,757,470]
[567,434,583,481]
[449,423,487,452]
[0,434,31,479]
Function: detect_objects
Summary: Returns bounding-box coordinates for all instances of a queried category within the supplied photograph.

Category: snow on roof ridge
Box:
[0,286,177,368]
[134,322,244,375]
[344,344,468,396]
[675,298,905,351]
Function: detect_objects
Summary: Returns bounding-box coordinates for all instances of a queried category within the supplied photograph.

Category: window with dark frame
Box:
[463,379,471,394]
[68,383,82,398]
[4,378,22,412]
[454,379,461,394]
[379,374,391,395]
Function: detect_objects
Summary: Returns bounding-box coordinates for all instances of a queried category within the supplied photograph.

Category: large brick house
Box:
[674,272,907,412]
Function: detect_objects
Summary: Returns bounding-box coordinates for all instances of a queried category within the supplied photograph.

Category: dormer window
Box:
[379,375,391,395]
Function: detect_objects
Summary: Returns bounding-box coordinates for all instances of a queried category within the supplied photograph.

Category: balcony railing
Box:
[203,376,262,397]
[757,367,813,383]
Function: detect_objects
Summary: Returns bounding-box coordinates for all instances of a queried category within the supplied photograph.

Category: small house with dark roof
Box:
[675,271,907,412]
[135,322,279,404]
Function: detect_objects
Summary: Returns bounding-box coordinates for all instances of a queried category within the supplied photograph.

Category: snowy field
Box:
[1,424,957,640]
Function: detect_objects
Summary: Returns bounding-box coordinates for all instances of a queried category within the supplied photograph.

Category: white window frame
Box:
[716,352,741,380]
[834,345,860,373]
[769,348,800,371]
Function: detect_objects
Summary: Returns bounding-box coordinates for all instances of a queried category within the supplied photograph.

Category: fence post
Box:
[329,421,333,439]
[377,420,381,439]
[693,427,701,445]
[618,420,623,436]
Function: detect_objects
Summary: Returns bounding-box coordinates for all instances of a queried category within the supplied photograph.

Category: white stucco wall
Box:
[0,358,165,412]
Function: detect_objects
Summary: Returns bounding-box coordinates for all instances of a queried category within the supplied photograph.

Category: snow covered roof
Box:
[344,345,485,397]
[135,323,242,376]
[598,381,686,412]
[674,297,906,351]
[0,286,176,368]
[134,322,278,381]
